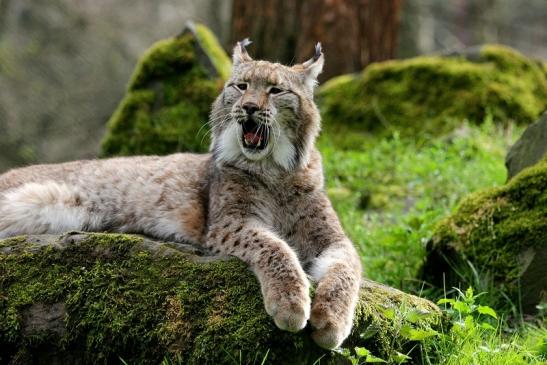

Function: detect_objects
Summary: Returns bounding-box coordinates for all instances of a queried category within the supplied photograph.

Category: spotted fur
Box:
[0,42,362,349]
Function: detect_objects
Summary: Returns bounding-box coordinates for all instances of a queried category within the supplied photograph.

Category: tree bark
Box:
[231,0,403,80]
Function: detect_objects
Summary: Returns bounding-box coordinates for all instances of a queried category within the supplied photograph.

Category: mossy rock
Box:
[100,22,231,157]
[506,112,547,180]
[421,156,547,313]
[318,44,547,143]
[0,233,441,364]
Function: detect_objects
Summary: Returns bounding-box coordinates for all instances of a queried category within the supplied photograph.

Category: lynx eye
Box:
[269,87,283,95]
[236,83,248,91]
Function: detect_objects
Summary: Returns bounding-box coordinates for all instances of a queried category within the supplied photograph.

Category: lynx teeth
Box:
[244,136,261,147]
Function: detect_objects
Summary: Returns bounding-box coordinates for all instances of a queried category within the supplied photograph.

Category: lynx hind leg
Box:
[0,181,91,238]
[309,244,362,349]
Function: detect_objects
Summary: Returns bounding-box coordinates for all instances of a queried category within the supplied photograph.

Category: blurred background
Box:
[0,0,546,172]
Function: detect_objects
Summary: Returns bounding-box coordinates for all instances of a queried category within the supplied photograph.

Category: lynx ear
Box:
[300,42,324,89]
[232,38,253,66]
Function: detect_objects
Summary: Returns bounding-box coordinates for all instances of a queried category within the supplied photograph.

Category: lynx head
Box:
[210,39,324,172]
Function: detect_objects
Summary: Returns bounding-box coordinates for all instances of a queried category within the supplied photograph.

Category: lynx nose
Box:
[242,102,259,115]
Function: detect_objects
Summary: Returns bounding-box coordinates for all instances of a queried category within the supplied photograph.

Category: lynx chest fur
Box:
[207,149,344,261]
[0,40,362,349]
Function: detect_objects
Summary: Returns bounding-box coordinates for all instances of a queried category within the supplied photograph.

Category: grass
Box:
[422,288,546,365]
[318,118,546,364]
[320,118,517,287]
[335,287,545,364]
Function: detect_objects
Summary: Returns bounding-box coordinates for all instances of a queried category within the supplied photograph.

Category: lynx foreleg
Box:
[293,194,363,348]
[309,241,362,349]
[207,220,310,332]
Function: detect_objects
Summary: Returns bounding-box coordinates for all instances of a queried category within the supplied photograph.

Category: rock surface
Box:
[0,1,232,172]
[506,112,547,180]
[1,233,441,364]
[318,44,547,141]
[100,22,231,157]
[421,156,547,314]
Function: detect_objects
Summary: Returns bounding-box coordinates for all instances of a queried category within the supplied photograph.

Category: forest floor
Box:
[315,118,546,364]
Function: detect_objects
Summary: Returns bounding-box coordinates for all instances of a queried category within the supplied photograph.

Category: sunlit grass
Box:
[420,289,546,365]
[320,120,521,287]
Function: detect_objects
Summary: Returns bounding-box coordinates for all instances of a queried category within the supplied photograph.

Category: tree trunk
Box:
[231,0,403,80]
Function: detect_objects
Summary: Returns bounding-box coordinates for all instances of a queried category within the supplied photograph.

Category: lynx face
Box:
[211,41,324,171]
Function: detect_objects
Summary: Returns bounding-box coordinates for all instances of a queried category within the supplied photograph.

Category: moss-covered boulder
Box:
[506,112,547,180]
[100,22,231,157]
[421,156,547,313]
[318,44,547,139]
[1,233,441,364]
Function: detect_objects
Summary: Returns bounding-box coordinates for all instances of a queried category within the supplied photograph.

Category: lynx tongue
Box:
[244,131,262,146]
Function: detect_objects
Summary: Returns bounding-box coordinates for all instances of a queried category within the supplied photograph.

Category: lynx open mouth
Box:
[241,119,269,151]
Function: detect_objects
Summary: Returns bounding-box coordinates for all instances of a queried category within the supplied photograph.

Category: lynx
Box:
[0,40,362,349]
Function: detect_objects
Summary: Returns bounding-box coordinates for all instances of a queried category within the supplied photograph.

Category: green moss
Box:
[193,23,232,81]
[0,233,441,364]
[0,233,292,364]
[100,23,231,157]
[423,156,547,308]
[0,236,28,248]
[347,281,442,362]
[319,44,547,142]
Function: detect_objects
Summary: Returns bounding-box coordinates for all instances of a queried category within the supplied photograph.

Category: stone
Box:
[318,44,547,145]
[506,112,547,180]
[100,22,231,157]
[0,233,441,364]
[421,156,547,314]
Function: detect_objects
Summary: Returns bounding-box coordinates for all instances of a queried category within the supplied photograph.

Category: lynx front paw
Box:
[310,298,353,349]
[264,283,310,332]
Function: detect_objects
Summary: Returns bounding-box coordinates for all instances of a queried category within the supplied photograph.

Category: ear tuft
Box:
[232,38,253,66]
[300,42,324,90]
[313,42,322,62]
[240,38,252,49]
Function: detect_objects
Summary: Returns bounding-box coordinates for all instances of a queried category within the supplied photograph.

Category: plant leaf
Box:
[365,354,387,363]
[333,348,351,357]
[360,325,380,340]
[480,322,496,330]
[392,351,411,364]
[477,305,498,319]
[400,325,439,341]
[382,307,395,320]
[437,298,454,305]
[355,346,370,358]
[452,301,470,314]
[406,309,431,324]
[465,287,474,299]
